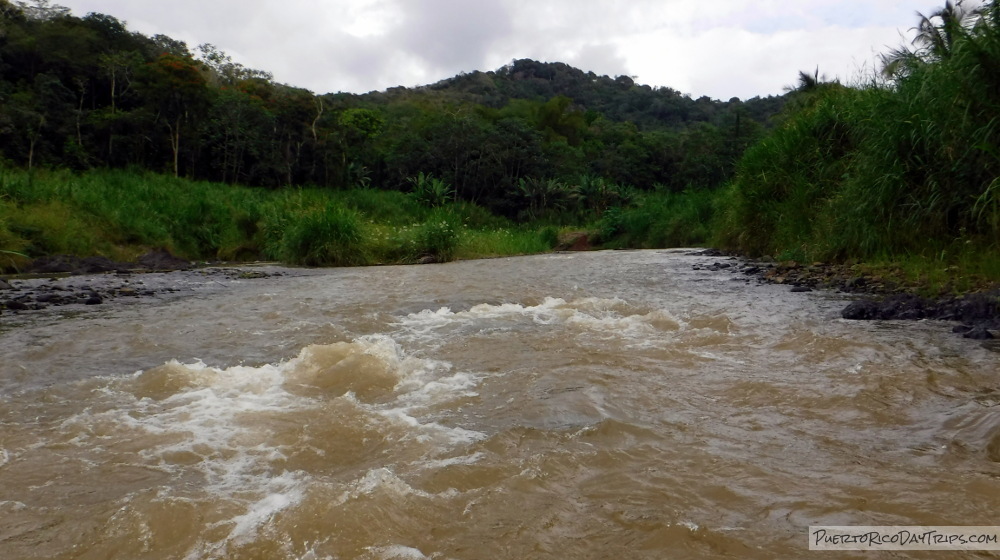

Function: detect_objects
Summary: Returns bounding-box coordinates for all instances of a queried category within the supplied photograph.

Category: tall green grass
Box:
[597,188,718,248]
[714,2,1000,281]
[0,166,567,271]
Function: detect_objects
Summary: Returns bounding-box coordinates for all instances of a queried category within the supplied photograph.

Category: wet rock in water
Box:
[0,279,12,290]
[963,328,994,340]
[879,294,928,320]
[841,294,930,321]
[137,249,192,271]
[953,324,974,334]
[842,300,881,320]
[689,248,725,257]
[84,293,103,305]
[5,300,29,311]
[937,291,1000,328]
[34,293,60,304]
[790,286,813,293]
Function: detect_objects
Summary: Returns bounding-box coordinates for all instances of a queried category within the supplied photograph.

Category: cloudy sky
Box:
[54,0,957,100]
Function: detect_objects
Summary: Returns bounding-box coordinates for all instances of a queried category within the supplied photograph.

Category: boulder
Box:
[841,300,880,320]
[963,328,995,340]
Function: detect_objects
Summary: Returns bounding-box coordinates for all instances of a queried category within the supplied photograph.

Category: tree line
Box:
[0,0,785,219]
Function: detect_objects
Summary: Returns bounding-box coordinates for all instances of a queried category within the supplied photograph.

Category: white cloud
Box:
[52,0,950,99]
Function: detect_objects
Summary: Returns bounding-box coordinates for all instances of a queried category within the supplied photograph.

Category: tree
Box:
[883,0,981,76]
[204,87,272,183]
[7,73,74,169]
[138,53,210,176]
[196,43,273,86]
[13,0,68,20]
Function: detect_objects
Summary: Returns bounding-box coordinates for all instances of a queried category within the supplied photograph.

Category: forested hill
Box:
[0,0,787,215]
[362,59,787,132]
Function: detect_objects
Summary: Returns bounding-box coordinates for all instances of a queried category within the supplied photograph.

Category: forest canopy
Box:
[0,0,784,218]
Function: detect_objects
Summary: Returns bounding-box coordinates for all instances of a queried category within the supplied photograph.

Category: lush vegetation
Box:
[711,0,1000,286]
[0,0,775,214]
[0,0,779,271]
[0,166,560,270]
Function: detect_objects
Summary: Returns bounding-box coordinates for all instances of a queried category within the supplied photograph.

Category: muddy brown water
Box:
[1,250,998,559]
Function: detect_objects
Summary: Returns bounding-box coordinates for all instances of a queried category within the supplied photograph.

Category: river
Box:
[1,250,998,559]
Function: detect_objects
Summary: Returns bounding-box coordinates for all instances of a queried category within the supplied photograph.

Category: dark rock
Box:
[84,294,103,305]
[0,279,12,290]
[417,255,438,265]
[34,293,58,303]
[964,328,995,340]
[742,266,762,275]
[690,249,725,257]
[878,294,928,320]
[5,300,29,311]
[842,300,880,320]
[843,277,866,292]
[137,249,192,271]
[80,256,131,273]
[28,255,131,274]
[953,324,974,334]
[790,286,813,293]
[946,292,1000,329]
[28,255,81,274]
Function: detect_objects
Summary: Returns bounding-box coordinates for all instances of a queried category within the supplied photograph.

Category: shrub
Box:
[278,204,368,266]
[412,208,460,261]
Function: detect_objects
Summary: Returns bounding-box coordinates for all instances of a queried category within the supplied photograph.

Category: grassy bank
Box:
[0,167,560,272]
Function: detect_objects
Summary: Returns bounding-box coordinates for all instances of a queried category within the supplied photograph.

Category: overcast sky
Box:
[53,0,960,100]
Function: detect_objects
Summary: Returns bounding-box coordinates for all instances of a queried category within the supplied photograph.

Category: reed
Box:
[598,188,717,248]
[714,1,1000,284]
[0,166,565,271]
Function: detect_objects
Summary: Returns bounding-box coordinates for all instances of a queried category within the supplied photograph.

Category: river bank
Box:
[689,250,1000,340]
[0,250,299,329]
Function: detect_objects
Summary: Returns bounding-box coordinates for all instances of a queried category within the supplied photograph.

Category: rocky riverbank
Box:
[0,251,287,321]
[690,250,1000,340]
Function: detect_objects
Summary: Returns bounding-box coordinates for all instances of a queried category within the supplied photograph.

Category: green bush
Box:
[412,208,460,261]
[277,204,368,266]
[597,189,716,248]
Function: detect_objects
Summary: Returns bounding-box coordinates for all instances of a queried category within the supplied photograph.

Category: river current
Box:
[1,250,998,559]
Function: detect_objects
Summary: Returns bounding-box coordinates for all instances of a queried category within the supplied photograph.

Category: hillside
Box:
[0,0,784,209]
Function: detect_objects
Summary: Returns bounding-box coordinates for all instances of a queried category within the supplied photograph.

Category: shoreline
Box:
[689,250,1000,340]
[0,251,297,327]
